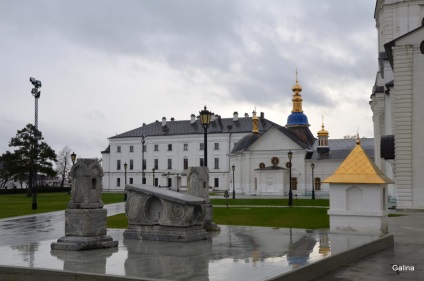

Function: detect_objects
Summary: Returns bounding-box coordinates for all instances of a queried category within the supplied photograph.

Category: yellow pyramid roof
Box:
[323,139,394,184]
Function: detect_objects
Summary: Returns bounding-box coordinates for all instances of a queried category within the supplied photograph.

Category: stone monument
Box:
[124,184,208,242]
[323,138,394,234]
[51,158,118,251]
[187,167,220,232]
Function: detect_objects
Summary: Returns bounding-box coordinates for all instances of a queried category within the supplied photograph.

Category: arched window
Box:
[314,177,321,191]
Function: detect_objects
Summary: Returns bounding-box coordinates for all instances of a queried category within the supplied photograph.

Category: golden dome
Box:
[317,124,329,137]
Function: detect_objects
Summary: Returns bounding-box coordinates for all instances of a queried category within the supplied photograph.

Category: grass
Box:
[214,207,328,228]
[388,214,406,217]
[210,198,329,207]
[107,206,329,229]
[107,213,129,228]
[0,192,124,219]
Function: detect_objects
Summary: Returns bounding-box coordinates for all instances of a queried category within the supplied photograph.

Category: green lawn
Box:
[107,206,329,229]
[210,198,329,207]
[213,207,329,228]
[0,192,124,219]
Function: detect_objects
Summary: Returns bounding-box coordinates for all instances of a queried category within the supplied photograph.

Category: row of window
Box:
[116,142,223,153]
[116,177,220,187]
[289,177,321,191]
[115,177,320,190]
[116,158,221,170]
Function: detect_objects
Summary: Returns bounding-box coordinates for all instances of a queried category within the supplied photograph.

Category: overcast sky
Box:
[0,0,377,158]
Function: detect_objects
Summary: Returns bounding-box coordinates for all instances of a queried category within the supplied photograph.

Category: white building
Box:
[371,0,424,209]
[102,78,375,197]
[101,111,280,192]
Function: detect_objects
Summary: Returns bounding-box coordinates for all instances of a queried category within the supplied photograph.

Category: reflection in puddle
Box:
[0,226,380,281]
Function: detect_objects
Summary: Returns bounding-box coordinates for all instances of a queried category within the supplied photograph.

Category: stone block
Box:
[65,209,107,237]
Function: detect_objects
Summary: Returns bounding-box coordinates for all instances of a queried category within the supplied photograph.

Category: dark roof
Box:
[311,138,374,160]
[231,125,315,154]
[231,133,263,153]
[285,126,316,147]
[101,145,110,154]
[109,117,278,139]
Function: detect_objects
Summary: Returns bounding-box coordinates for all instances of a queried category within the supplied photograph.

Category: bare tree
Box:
[56,146,72,187]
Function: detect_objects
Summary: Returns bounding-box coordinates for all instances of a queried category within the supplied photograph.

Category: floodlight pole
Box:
[30,77,41,210]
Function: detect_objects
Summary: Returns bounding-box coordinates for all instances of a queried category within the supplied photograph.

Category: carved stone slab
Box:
[68,158,104,209]
[124,184,208,242]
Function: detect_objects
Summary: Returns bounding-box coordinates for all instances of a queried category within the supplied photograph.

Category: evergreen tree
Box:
[8,124,57,194]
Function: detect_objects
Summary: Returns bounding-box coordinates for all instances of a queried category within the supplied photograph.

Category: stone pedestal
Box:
[65,209,107,237]
[51,158,118,251]
[124,184,208,242]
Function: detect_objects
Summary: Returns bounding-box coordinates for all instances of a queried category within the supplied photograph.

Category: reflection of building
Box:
[286,231,318,268]
[319,234,331,257]
[371,0,424,209]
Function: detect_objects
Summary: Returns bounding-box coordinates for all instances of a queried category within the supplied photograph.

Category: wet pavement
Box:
[0,203,420,280]
[313,210,424,281]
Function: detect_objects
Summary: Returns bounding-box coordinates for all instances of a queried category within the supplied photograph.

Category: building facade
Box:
[102,77,375,196]
[229,79,375,197]
[101,112,279,192]
[371,0,424,209]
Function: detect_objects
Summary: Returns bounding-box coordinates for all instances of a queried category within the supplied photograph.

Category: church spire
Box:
[252,108,259,134]
[286,69,309,128]
[291,69,303,113]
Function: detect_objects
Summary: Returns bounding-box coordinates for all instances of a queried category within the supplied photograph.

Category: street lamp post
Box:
[30,77,41,210]
[141,135,145,184]
[70,152,76,195]
[232,165,236,199]
[199,106,213,167]
[311,163,315,200]
[167,171,170,189]
[152,168,156,186]
[288,150,293,207]
[71,152,76,165]
[124,162,128,201]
